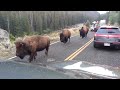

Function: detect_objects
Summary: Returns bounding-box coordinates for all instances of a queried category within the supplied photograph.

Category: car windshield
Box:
[1,11,120,79]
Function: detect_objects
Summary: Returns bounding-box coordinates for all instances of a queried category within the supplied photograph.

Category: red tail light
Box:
[94,33,97,37]
[94,34,97,40]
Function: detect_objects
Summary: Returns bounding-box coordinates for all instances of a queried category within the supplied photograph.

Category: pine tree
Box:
[85,20,90,28]
[118,11,120,26]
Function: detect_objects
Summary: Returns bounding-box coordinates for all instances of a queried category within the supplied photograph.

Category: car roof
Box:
[100,25,119,29]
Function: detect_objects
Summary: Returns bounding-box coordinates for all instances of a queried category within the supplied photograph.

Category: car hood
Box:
[49,60,120,79]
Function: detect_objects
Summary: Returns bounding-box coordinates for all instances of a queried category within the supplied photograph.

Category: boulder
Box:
[0,28,10,49]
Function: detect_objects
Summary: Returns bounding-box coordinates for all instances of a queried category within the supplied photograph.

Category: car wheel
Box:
[115,46,120,50]
[94,42,99,48]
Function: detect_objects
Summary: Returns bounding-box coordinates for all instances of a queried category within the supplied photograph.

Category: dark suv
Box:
[93,26,120,49]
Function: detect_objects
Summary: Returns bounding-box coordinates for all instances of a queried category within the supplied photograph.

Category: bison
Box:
[15,35,50,62]
[79,25,89,38]
[59,29,71,43]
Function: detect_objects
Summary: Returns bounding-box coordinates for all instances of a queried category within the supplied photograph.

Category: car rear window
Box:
[96,29,108,34]
[96,28,120,34]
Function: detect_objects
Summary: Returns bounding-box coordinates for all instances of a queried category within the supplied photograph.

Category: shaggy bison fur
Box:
[59,30,71,43]
[15,35,50,62]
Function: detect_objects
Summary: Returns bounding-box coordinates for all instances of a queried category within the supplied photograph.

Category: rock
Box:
[0,28,10,49]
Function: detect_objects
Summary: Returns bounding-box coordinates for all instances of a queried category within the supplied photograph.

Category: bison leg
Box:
[34,52,37,60]
[81,33,84,38]
[85,33,88,38]
[29,52,36,62]
[45,46,49,56]
[80,34,81,37]
[64,37,68,43]
[68,37,70,42]
[29,57,33,63]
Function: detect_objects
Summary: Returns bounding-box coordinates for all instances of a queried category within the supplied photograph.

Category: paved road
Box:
[13,31,94,65]
[74,40,120,68]
[5,30,120,79]
[48,60,120,79]
[0,60,75,79]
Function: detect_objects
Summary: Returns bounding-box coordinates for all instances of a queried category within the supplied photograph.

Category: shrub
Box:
[10,34,15,42]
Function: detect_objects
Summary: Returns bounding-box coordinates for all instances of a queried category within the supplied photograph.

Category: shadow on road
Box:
[94,46,120,52]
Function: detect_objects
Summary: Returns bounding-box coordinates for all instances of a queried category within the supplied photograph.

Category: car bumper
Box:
[94,41,120,47]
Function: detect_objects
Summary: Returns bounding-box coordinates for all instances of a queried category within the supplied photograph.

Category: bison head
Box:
[15,41,29,59]
[60,33,64,42]
[59,33,68,43]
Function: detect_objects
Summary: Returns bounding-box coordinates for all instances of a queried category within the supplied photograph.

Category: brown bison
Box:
[59,30,71,43]
[15,35,50,62]
[79,25,89,38]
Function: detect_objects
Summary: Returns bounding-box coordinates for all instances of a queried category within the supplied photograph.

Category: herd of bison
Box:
[15,25,89,62]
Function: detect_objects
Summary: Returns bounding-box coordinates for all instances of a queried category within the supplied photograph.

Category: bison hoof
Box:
[45,54,48,56]
[29,59,33,63]
[34,57,36,60]
[45,52,48,55]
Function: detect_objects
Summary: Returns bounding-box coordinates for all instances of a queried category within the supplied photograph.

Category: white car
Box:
[90,25,95,31]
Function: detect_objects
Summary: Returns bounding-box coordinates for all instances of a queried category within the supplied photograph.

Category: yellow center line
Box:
[64,38,94,61]
[64,38,93,61]
[69,38,94,60]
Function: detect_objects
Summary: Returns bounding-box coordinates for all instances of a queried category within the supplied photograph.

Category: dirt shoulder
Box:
[0,23,83,59]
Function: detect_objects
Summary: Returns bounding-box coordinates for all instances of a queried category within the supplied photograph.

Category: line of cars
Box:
[90,20,106,32]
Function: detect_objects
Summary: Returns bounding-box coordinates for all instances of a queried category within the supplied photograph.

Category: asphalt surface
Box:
[13,31,94,65]
[48,60,120,79]
[3,30,120,79]
[74,40,120,68]
[0,60,74,79]
[13,30,120,68]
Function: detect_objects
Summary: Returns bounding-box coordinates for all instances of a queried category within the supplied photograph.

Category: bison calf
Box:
[15,35,50,62]
[59,30,71,43]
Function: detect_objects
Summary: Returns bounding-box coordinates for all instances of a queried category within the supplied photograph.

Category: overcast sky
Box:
[97,11,109,14]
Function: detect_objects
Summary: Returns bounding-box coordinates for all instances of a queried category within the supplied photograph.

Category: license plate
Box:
[104,43,110,46]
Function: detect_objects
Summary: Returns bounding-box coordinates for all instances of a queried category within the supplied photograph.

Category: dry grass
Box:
[0,43,16,59]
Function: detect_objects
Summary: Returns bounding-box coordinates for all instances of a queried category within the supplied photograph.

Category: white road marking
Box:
[50,41,60,45]
[7,56,17,60]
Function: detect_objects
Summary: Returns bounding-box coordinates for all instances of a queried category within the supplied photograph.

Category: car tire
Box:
[94,42,99,48]
[115,46,120,50]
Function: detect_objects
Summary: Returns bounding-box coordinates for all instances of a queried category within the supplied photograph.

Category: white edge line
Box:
[7,56,17,60]
[50,41,60,45]
[7,34,79,60]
